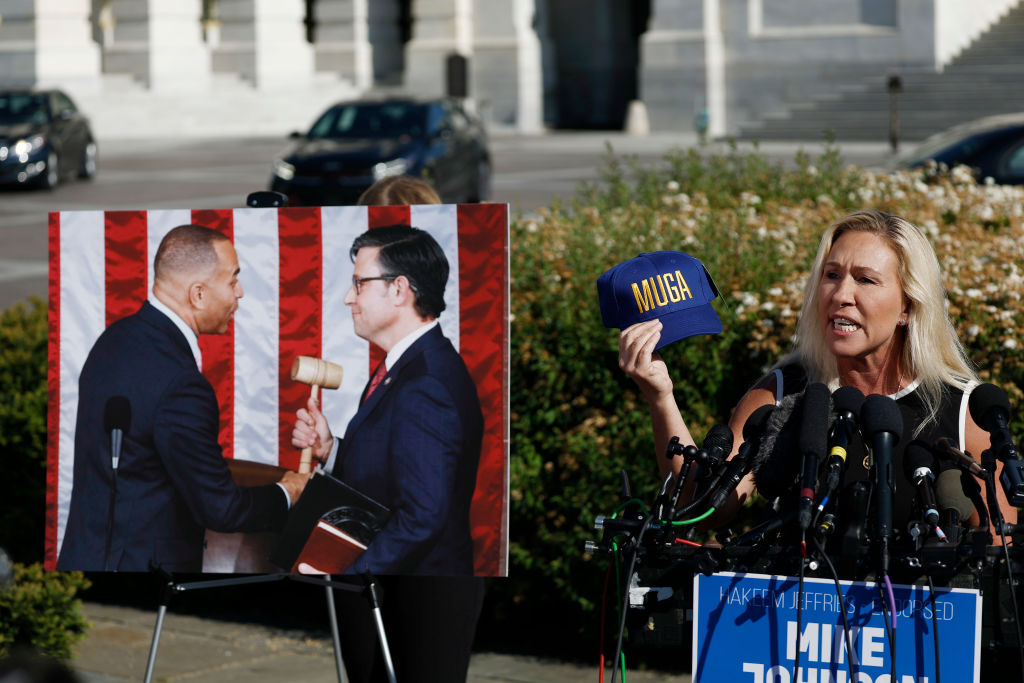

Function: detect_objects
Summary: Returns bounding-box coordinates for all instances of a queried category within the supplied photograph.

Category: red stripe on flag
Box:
[44,212,61,570]
[365,206,409,370]
[105,211,149,326]
[456,204,509,576]
[367,205,409,228]
[192,209,236,460]
[278,207,324,471]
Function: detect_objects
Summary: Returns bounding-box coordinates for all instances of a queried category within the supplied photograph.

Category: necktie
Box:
[363,361,387,403]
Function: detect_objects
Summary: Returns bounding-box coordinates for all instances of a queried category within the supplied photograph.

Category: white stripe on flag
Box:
[57,210,106,555]
[232,209,281,465]
[321,206,368,432]
[410,204,460,350]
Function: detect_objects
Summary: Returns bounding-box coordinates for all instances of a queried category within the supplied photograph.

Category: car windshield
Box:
[0,93,50,126]
[307,103,427,140]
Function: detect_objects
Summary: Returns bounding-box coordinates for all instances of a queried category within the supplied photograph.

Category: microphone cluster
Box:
[589,382,1024,682]
[588,382,1024,579]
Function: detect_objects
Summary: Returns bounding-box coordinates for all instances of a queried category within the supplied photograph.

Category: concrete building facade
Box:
[0,0,1018,139]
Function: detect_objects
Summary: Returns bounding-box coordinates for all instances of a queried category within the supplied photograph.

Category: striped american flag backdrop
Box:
[45,203,509,576]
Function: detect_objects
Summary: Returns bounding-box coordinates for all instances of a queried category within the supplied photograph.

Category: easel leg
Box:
[364,574,397,683]
[325,584,348,683]
[143,600,168,683]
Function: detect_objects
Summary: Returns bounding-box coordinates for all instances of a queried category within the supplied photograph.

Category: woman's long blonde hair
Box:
[784,210,977,430]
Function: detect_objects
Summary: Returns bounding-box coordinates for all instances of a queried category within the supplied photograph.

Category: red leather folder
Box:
[269,472,390,573]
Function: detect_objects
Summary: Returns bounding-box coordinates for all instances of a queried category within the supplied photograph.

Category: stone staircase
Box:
[737,1,1024,143]
[70,72,359,142]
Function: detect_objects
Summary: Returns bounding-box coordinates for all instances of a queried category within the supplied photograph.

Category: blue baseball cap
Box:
[597,251,722,350]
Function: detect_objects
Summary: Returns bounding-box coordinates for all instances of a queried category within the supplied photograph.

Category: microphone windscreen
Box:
[798,382,831,457]
[103,395,132,433]
[833,385,865,417]
[742,404,775,442]
[936,469,975,519]
[703,423,734,455]
[903,439,935,480]
[860,394,904,445]
[968,382,1011,428]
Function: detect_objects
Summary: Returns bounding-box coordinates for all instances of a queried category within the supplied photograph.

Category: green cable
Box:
[611,498,649,518]
[670,506,716,525]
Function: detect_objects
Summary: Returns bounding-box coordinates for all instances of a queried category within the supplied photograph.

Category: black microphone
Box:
[934,436,986,478]
[668,425,733,513]
[102,396,130,571]
[104,396,131,471]
[903,440,940,527]
[860,393,904,574]
[703,424,735,474]
[969,382,1024,506]
[797,383,831,531]
[824,385,865,494]
[936,468,974,546]
[708,405,774,512]
[697,424,735,492]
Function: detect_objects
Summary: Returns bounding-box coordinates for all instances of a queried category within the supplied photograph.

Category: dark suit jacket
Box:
[57,301,288,572]
[333,325,483,576]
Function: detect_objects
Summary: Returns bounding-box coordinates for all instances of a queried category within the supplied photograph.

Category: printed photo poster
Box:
[46,204,510,576]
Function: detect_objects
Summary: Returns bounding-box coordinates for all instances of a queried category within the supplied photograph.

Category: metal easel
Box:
[143,570,397,683]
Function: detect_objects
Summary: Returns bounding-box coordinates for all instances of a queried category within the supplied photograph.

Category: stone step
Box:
[73,73,359,140]
[737,0,1024,141]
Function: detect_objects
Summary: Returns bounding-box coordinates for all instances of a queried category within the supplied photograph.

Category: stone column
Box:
[308,0,370,89]
[101,0,211,91]
[0,0,101,90]
[212,0,313,90]
[403,0,472,98]
[640,0,724,136]
[471,0,544,132]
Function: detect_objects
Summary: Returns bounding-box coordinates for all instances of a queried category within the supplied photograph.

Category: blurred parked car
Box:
[0,89,97,189]
[901,113,1024,185]
[269,97,490,205]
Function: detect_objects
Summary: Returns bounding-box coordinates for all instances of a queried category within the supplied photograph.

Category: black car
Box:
[901,113,1024,185]
[0,89,97,189]
[270,97,490,205]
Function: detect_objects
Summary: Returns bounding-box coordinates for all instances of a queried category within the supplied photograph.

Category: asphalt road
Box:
[0,132,894,312]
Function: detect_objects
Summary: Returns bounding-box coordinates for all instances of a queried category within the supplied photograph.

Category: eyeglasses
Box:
[352,275,397,294]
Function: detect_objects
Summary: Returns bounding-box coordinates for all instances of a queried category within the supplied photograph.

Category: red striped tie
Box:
[362,361,387,403]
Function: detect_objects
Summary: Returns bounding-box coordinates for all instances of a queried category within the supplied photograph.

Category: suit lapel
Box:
[342,326,445,439]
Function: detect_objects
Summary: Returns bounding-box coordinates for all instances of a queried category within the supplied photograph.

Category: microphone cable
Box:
[925,574,942,683]
[811,533,856,683]
[980,462,1024,681]
[609,515,654,683]
[598,552,615,683]
[671,507,716,526]
[598,497,651,683]
[876,578,897,683]
[793,531,808,683]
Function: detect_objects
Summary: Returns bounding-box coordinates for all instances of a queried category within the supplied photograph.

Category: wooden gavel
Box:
[290,355,343,473]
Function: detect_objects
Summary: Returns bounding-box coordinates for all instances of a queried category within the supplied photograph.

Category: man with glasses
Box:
[292,224,483,577]
[292,225,484,682]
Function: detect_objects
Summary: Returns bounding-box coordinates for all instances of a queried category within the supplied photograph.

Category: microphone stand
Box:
[980,448,1024,679]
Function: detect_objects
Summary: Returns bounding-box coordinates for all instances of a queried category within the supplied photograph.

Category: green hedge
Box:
[0,563,90,659]
[0,297,48,566]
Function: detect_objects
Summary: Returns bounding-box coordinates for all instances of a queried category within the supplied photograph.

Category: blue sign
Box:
[692,572,981,683]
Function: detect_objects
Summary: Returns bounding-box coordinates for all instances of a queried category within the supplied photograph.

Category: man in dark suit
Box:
[57,224,308,573]
[292,224,484,680]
